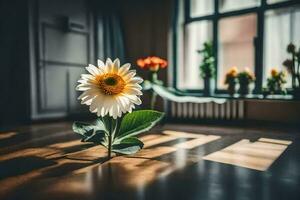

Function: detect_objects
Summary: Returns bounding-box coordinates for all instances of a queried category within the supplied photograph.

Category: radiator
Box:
[168,100,244,120]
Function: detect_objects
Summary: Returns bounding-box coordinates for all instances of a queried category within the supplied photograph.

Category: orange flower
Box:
[227,66,238,77]
[137,59,145,68]
[271,68,278,77]
[136,56,168,71]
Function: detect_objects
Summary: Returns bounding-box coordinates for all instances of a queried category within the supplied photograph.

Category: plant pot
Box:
[238,84,249,96]
[204,77,213,96]
[227,83,236,96]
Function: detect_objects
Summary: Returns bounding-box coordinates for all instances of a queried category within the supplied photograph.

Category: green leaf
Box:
[82,130,106,144]
[72,119,107,144]
[112,137,144,155]
[142,80,153,90]
[72,121,94,135]
[115,110,164,142]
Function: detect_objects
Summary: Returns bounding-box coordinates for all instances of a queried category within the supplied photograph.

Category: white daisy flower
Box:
[76,58,143,119]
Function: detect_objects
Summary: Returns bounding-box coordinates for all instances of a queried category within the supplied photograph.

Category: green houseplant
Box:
[282,43,300,98]
[197,41,215,96]
[265,68,286,95]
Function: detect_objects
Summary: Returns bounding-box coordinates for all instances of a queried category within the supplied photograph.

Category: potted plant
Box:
[237,68,255,96]
[137,56,167,109]
[265,68,286,95]
[224,66,238,96]
[197,41,215,96]
[282,43,300,99]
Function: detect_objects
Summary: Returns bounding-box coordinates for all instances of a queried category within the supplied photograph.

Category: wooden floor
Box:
[0,122,300,200]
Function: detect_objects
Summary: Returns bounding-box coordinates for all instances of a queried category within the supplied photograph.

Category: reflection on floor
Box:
[0,132,17,140]
[0,122,299,200]
[203,138,292,171]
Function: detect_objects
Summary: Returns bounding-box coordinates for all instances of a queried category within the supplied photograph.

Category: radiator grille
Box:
[169,100,244,120]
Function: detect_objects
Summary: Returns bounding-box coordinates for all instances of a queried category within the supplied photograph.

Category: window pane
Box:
[190,0,214,17]
[263,7,300,88]
[178,21,213,90]
[218,14,257,89]
[267,0,290,4]
[219,0,260,13]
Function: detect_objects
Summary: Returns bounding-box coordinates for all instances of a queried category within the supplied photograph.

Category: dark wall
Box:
[0,0,31,127]
[120,0,171,79]
[119,0,173,110]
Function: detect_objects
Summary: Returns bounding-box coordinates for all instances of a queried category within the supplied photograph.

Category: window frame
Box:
[174,0,300,95]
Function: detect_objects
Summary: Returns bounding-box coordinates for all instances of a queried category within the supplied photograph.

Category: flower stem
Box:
[150,90,157,110]
[107,117,115,160]
[108,130,112,159]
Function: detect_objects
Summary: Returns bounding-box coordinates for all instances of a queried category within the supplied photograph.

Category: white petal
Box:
[124,94,142,105]
[89,99,99,113]
[78,92,86,100]
[116,96,128,113]
[123,70,136,81]
[76,86,90,91]
[105,58,113,72]
[106,58,113,66]
[81,74,95,80]
[124,88,142,95]
[76,84,99,91]
[127,77,143,84]
[118,63,131,76]
[86,64,100,76]
[126,84,143,90]
[114,58,120,68]
[81,95,94,105]
[100,96,110,116]
[98,59,105,68]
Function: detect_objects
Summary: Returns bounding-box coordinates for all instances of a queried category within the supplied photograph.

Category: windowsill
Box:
[173,90,295,101]
[211,94,294,101]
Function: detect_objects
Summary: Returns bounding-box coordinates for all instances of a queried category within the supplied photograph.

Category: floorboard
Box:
[0,122,299,200]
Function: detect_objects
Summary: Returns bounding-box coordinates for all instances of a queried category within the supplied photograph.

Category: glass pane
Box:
[263,7,300,88]
[190,0,214,17]
[267,0,290,4]
[219,0,260,13]
[178,21,213,90]
[218,14,257,89]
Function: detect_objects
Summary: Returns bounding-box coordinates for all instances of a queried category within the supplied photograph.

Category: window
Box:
[218,14,257,88]
[179,21,213,89]
[219,0,260,13]
[263,6,300,88]
[190,0,214,17]
[175,0,300,93]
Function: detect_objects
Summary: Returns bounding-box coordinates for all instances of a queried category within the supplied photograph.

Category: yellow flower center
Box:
[96,73,126,95]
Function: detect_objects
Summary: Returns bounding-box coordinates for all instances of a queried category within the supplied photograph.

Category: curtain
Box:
[96,3,125,61]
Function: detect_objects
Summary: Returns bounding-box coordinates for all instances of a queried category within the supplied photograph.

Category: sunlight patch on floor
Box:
[174,136,221,149]
[140,134,178,148]
[163,130,210,138]
[203,138,292,171]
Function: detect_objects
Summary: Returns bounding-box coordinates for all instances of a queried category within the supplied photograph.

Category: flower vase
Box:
[227,82,236,96]
[149,72,158,109]
[238,84,249,96]
[204,77,213,96]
